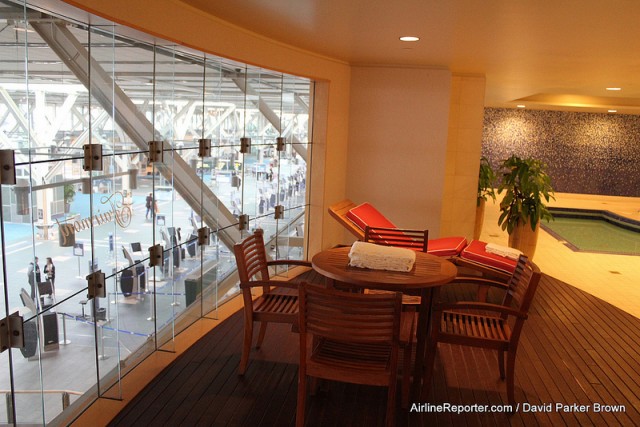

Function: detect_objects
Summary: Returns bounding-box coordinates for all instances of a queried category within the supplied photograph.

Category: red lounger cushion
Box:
[346,202,397,231]
[460,240,518,274]
[346,202,467,256]
[428,236,468,257]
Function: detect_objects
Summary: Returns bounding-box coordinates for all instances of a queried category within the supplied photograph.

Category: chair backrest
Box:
[233,229,270,283]
[364,226,428,252]
[501,254,541,341]
[299,283,402,345]
[501,255,540,310]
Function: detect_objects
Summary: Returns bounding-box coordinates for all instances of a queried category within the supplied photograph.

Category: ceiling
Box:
[182,0,640,114]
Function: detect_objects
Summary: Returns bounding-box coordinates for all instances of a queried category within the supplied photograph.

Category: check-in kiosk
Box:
[121,245,146,296]
[20,288,59,354]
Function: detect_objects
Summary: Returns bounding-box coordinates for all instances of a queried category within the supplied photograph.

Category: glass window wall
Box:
[0,1,313,424]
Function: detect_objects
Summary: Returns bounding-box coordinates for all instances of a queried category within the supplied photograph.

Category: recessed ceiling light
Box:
[608,109,617,113]
[606,87,622,91]
[516,104,526,108]
[399,36,420,42]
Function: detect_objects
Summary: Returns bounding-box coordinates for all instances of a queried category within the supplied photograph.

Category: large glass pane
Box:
[0,1,313,424]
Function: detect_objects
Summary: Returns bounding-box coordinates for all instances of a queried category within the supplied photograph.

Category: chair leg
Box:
[256,321,268,349]
[296,373,307,427]
[498,349,506,380]
[238,320,253,375]
[506,348,518,406]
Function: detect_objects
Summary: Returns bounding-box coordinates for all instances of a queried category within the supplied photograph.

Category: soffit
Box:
[182,0,640,113]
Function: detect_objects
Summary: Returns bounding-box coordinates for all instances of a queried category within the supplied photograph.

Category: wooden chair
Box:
[424,254,541,405]
[364,225,427,306]
[296,283,414,427]
[364,225,428,252]
[233,229,311,375]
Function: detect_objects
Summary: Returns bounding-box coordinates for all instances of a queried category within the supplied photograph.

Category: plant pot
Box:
[508,222,539,259]
[473,199,485,240]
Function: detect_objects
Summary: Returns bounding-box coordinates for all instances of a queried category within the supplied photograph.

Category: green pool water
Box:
[543,216,640,255]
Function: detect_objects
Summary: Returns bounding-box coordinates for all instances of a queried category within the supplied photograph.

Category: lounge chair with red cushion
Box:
[329,199,467,258]
[456,239,517,281]
[328,199,516,282]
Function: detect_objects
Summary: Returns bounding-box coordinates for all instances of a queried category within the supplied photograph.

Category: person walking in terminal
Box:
[27,257,41,300]
[44,257,56,294]
[145,193,153,219]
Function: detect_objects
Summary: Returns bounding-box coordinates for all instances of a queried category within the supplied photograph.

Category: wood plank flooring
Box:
[109,271,640,426]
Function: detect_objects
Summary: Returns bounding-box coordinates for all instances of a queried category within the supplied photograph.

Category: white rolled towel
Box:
[485,243,523,260]
[348,241,416,272]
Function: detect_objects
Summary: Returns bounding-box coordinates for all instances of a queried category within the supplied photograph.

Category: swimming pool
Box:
[542,208,640,255]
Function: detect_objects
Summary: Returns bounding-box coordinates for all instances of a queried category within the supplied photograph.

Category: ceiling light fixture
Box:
[516,104,526,108]
[608,109,617,113]
[399,36,419,42]
[606,87,621,91]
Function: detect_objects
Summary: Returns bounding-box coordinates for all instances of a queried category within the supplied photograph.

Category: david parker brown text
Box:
[410,402,626,414]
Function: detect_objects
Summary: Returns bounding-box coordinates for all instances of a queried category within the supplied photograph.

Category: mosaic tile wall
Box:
[482,108,640,197]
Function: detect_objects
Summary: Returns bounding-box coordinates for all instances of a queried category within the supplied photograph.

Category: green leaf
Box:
[496,154,555,234]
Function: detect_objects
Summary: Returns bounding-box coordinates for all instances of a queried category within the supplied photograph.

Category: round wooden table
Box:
[312,246,458,400]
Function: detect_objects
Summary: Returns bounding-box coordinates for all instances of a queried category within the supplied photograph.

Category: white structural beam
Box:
[230,76,308,163]
[31,21,241,249]
[0,87,50,150]
[46,93,78,142]
[44,110,110,183]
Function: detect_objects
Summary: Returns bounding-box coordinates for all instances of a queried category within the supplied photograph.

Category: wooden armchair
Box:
[233,229,311,375]
[424,255,541,405]
[364,225,427,306]
[296,283,414,427]
[364,225,428,252]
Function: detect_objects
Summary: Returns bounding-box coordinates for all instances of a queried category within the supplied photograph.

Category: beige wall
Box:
[346,66,451,237]
[440,75,486,240]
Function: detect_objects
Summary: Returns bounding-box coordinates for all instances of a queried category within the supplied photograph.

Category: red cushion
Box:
[427,236,468,257]
[346,202,397,231]
[460,240,517,274]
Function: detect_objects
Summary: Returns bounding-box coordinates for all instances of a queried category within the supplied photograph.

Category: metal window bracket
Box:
[87,270,106,299]
[238,214,249,231]
[276,137,285,152]
[148,140,164,163]
[83,144,103,171]
[149,244,164,267]
[274,205,284,219]
[198,138,211,158]
[0,312,24,353]
[240,137,251,154]
[197,227,210,246]
[0,150,16,185]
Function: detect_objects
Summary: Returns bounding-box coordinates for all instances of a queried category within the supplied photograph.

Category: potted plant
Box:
[474,156,497,240]
[64,183,76,213]
[497,155,554,259]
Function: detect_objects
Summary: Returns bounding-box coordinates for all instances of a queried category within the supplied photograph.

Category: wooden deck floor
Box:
[109,271,640,426]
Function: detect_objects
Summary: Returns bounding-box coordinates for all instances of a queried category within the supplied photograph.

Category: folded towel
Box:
[485,243,523,260]
[348,241,416,272]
